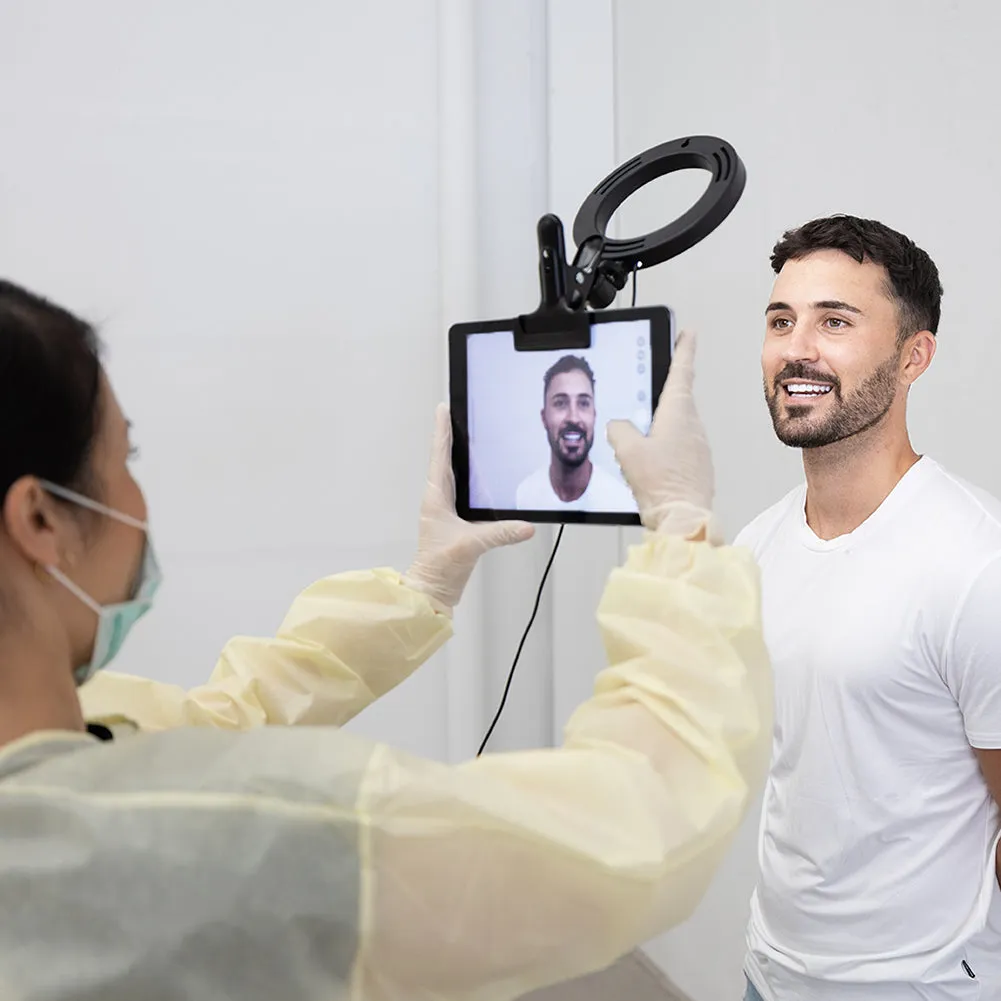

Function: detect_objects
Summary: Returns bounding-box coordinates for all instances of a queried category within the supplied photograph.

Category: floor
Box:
[520,949,692,1001]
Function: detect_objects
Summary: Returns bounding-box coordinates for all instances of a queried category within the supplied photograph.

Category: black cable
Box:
[475,269,633,755]
[476,524,565,756]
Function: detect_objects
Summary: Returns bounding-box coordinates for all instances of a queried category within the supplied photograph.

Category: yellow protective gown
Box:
[0,532,771,1001]
[78,567,451,733]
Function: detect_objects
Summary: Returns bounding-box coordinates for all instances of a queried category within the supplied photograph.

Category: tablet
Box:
[449,306,674,525]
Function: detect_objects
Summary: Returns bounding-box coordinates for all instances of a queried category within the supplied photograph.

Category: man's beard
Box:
[548,423,592,467]
[764,353,901,449]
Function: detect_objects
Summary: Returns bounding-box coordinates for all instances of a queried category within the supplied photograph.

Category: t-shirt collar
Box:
[796,456,934,552]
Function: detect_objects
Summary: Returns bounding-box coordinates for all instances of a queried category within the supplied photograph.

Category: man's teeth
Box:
[786,383,833,396]
[563,432,582,441]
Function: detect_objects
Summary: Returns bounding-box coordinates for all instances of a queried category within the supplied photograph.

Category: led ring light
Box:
[513,134,746,346]
[567,135,746,309]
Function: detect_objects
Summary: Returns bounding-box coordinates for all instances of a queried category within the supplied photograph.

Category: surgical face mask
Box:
[39,480,162,686]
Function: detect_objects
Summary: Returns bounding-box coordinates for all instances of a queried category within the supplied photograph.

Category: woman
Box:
[0,279,771,1001]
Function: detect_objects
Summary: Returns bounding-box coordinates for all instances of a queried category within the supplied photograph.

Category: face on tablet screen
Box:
[463,318,655,515]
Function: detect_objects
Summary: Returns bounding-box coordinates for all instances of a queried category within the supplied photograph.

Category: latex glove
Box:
[606,330,718,541]
[403,404,535,613]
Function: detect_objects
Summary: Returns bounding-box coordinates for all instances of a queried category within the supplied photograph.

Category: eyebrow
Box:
[766,300,863,315]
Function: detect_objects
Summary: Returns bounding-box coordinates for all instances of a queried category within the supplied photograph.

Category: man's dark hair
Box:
[770,215,943,341]
[542,355,595,400]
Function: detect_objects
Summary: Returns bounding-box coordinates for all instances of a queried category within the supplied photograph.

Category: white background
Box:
[466,321,648,509]
[4,2,1000,999]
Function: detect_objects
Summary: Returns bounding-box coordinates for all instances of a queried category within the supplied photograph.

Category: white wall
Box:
[613,1,1001,998]
[0,0,611,766]
[1,0,461,758]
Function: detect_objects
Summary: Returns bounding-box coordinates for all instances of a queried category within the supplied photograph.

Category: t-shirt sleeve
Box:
[944,552,1001,749]
[733,518,761,553]
[733,504,775,554]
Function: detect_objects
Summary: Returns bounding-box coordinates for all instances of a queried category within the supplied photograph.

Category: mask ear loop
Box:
[36,480,150,613]
[43,564,102,615]
[38,480,148,532]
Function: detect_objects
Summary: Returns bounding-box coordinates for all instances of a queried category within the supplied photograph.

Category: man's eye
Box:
[770,317,792,330]
[825,317,848,330]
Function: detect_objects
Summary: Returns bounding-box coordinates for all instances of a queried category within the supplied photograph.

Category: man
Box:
[737,215,1001,1001]
[515,354,635,510]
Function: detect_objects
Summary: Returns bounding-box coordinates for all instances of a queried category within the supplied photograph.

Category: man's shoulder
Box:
[923,458,1001,516]
[733,485,804,555]
[518,466,550,488]
[916,459,1001,551]
[589,462,634,498]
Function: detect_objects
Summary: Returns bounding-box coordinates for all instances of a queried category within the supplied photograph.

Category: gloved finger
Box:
[650,329,697,435]
[606,417,645,459]
[426,403,456,504]
[473,519,535,549]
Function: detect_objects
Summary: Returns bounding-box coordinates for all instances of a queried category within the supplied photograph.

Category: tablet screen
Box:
[460,316,660,517]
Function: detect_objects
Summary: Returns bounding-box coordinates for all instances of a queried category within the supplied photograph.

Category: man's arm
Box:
[943,553,1001,890]
[973,747,1001,887]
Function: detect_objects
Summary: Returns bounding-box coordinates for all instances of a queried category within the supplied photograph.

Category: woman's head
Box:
[0,280,150,689]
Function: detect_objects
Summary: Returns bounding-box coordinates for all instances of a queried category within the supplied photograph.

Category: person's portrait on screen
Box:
[515,354,633,511]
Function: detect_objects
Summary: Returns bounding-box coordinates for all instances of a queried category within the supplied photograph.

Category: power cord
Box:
[631,264,639,306]
[476,524,565,756]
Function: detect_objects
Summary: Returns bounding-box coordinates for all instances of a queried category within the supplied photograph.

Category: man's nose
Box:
[782,321,821,363]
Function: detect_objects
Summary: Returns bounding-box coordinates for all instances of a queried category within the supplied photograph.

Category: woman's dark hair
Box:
[770,215,943,342]
[0,280,103,505]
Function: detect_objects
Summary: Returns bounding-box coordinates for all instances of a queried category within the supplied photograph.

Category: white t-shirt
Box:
[515,461,636,512]
[737,457,1001,1001]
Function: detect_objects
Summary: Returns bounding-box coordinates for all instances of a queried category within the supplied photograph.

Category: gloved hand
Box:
[606,330,718,541]
[403,404,535,613]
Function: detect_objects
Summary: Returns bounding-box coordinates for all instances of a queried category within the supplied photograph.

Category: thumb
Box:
[426,403,456,501]
[474,520,535,549]
[650,329,697,436]
[669,328,697,374]
[662,330,696,397]
[606,417,645,457]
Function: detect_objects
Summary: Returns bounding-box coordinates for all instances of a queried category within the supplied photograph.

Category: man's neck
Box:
[549,456,593,502]
[801,423,920,541]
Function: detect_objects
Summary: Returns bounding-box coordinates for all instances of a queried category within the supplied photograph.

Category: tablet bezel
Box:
[449,305,674,526]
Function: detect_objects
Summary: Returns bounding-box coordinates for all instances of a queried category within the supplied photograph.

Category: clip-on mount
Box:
[513,134,747,351]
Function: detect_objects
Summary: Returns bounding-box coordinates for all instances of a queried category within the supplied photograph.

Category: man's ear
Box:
[2,478,65,569]
[901,330,936,386]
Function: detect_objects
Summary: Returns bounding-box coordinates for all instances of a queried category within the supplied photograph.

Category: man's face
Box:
[762,249,905,449]
[542,369,595,467]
